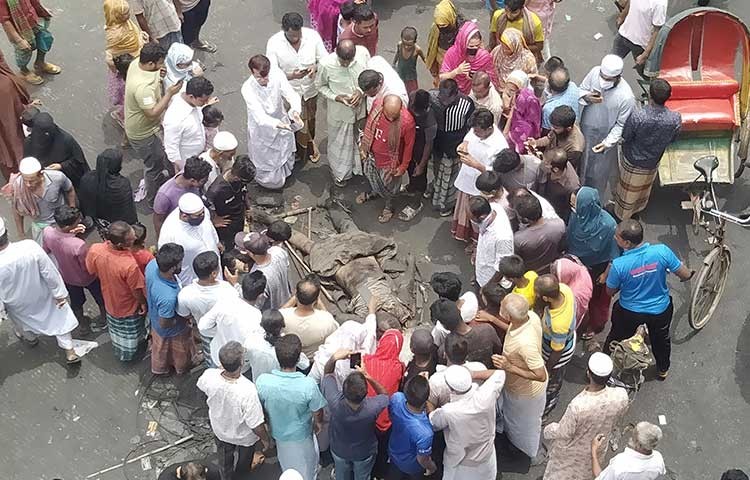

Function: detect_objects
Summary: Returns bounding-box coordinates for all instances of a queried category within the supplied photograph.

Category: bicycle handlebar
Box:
[701,207,750,227]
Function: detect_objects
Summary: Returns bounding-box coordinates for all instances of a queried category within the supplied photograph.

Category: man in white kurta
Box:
[429,365,506,480]
[0,218,80,363]
[157,193,222,286]
[579,55,635,202]
[241,55,302,190]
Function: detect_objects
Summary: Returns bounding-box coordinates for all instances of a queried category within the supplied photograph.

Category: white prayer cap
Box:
[600,54,624,77]
[19,157,42,175]
[444,365,472,394]
[459,292,479,324]
[588,352,614,377]
[279,470,304,480]
[0,217,6,237]
[178,192,204,214]
[213,131,238,151]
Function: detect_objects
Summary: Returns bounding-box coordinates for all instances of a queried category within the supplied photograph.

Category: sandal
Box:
[22,70,44,85]
[378,208,394,223]
[35,62,61,75]
[192,40,217,53]
[66,352,82,365]
[355,192,374,204]
[398,203,423,221]
[309,143,321,163]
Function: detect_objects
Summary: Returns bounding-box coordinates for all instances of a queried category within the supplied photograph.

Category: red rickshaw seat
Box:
[666,80,739,131]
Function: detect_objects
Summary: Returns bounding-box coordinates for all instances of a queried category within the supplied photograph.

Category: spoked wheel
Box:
[689,246,732,330]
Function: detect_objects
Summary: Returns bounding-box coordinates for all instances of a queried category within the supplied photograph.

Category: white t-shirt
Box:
[475,207,514,287]
[176,280,239,328]
[454,128,508,196]
[196,369,265,446]
[162,94,206,170]
[618,0,668,48]
[596,447,666,480]
[198,296,264,369]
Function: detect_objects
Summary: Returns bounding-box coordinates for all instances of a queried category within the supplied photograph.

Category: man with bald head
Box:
[358,94,415,223]
[469,71,503,123]
[316,39,371,186]
[541,67,580,131]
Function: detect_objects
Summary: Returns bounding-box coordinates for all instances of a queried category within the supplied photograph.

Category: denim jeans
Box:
[331,450,376,480]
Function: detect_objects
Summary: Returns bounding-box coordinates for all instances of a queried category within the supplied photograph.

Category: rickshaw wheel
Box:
[689,246,731,330]
[737,113,750,177]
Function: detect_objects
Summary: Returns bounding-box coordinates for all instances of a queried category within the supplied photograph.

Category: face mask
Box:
[187,215,204,226]
[466,47,479,56]
[471,214,493,231]
[600,80,615,90]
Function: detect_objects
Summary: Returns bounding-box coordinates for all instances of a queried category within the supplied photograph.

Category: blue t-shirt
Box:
[606,243,682,314]
[387,392,433,475]
[256,370,328,442]
[145,260,186,338]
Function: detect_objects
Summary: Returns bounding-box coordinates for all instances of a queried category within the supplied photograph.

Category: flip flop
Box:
[192,41,217,53]
[355,192,374,204]
[398,203,422,221]
[14,329,39,347]
[378,208,394,223]
[309,143,321,163]
[66,353,82,365]
[22,71,44,85]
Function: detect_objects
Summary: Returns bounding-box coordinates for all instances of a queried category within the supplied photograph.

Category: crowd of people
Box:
[0,0,746,479]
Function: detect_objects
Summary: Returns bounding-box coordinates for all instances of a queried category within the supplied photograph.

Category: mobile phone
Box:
[350,352,362,369]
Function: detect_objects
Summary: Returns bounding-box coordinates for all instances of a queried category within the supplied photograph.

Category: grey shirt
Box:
[250,246,292,310]
[499,155,541,192]
[514,218,566,273]
[321,374,389,461]
[31,170,73,223]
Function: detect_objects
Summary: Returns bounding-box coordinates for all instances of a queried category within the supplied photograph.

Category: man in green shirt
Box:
[124,43,182,208]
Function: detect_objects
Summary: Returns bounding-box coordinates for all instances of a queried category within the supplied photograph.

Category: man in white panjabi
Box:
[429,365,506,480]
[241,54,302,190]
[157,192,221,286]
[0,217,81,364]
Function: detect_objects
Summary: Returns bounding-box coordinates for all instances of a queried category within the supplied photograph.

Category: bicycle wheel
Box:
[689,246,732,330]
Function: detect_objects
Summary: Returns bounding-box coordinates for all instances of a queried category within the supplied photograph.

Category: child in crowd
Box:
[498,254,537,309]
[202,104,224,148]
[474,281,511,341]
[111,53,135,129]
[403,328,437,385]
[393,26,424,95]
[130,223,154,274]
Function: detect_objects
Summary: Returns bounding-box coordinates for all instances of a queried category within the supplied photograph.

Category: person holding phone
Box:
[321,349,389,480]
[578,55,635,203]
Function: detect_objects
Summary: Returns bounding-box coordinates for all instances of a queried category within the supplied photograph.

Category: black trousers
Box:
[605,299,673,373]
[215,437,255,480]
[67,279,105,313]
[385,463,423,480]
[612,33,646,77]
[181,0,211,45]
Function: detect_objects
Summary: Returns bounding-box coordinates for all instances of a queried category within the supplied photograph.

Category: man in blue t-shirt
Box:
[387,375,437,479]
[145,242,194,375]
[604,220,693,380]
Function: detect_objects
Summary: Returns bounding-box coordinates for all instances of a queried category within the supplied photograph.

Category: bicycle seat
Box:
[694,156,719,179]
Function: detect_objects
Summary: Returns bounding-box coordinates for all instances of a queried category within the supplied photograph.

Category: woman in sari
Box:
[308,0,348,52]
[103,0,146,126]
[77,148,138,226]
[502,69,541,153]
[566,187,621,341]
[491,28,537,89]
[439,21,496,95]
[425,0,464,87]
[0,49,31,179]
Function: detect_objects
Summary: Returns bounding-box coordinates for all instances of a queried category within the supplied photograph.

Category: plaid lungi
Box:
[364,154,401,208]
[432,153,460,212]
[106,312,147,362]
[614,158,658,220]
[151,327,195,375]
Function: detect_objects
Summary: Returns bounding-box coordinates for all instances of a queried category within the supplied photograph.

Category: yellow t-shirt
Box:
[124,60,163,141]
[502,311,546,397]
[543,284,576,352]
[513,270,538,309]
[490,8,545,44]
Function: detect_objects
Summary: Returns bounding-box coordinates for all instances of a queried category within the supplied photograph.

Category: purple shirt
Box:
[42,227,96,287]
[153,176,200,216]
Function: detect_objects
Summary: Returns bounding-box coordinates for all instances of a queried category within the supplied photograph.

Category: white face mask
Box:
[600,79,616,90]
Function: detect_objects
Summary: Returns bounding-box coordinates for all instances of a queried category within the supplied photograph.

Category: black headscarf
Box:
[23,112,90,187]
[78,148,138,224]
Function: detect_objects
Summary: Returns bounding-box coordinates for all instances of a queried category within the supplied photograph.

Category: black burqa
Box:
[78,149,138,224]
[23,112,90,187]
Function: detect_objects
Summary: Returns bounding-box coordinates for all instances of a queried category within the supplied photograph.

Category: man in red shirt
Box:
[358,94,415,223]
[0,0,60,85]
[85,221,148,362]
[337,2,378,56]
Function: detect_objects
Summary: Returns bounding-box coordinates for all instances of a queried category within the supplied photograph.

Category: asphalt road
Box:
[0,0,748,479]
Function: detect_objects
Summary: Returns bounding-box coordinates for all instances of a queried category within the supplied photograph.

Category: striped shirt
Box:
[541,284,576,367]
[432,92,475,156]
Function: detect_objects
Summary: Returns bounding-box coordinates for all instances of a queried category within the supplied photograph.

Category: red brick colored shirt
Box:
[0,0,50,27]
[85,242,145,317]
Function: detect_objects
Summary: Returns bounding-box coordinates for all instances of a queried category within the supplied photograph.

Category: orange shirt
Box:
[85,242,145,317]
